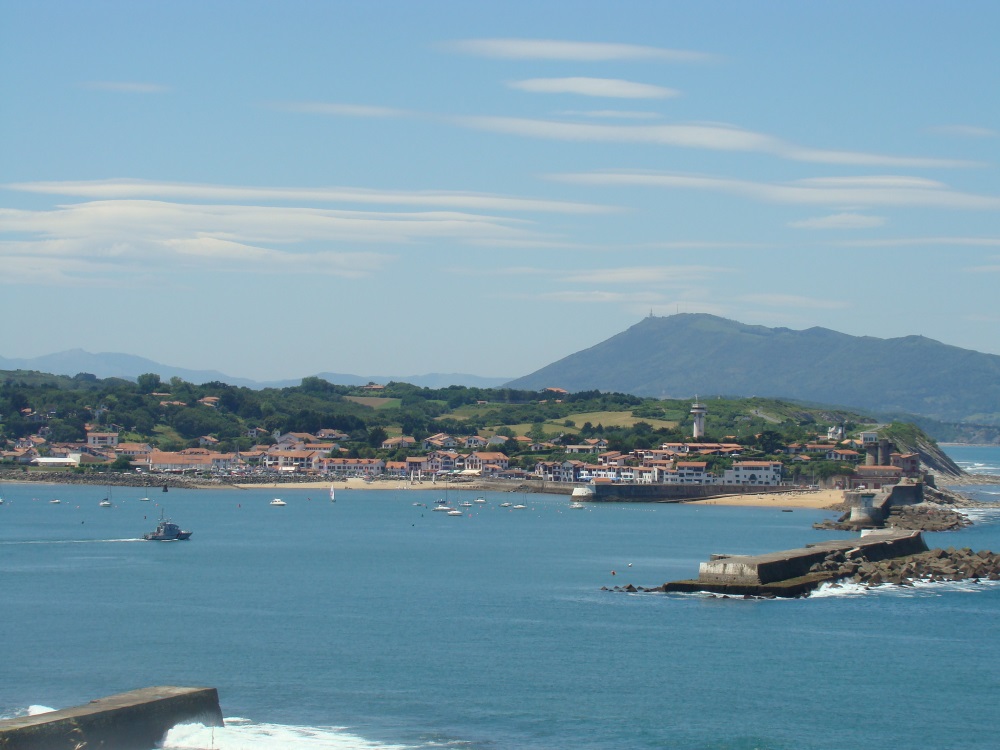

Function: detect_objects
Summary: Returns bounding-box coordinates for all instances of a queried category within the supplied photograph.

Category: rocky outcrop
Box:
[811,546,1000,587]
[813,502,971,532]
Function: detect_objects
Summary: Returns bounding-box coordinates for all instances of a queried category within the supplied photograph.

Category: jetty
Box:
[661,529,928,597]
[0,686,224,750]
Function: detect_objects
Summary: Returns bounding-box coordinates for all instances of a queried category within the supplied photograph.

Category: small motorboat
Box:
[270,498,287,506]
[447,509,464,516]
[499,502,512,508]
[49,499,61,504]
[99,499,112,508]
[143,510,192,541]
[459,501,473,507]
[568,502,586,509]
[474,497,486,504]
[432,505,454,512]
[512,504,527,510]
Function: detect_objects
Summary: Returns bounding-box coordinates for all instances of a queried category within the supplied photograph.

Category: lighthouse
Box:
[690,399,707,439]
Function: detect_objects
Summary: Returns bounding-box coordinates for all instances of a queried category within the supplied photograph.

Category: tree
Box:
[136,373,161,394]
[367,426,388,448]
[110,454,134,472]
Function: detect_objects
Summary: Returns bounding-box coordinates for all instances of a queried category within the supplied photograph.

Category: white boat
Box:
[512,504,527,510]
[270,498,287,506]
[49,499,61,504]
[499,502,512,508]
[474,497,486,504]
[446,509,464,516]
[432,505,454,512]
[139,497,150,502]
[99,499,112,508]
[568,502,586,509]
[459,501,473,507]
[330,484,336,502]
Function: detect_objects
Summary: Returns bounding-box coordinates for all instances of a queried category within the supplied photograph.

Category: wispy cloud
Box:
[508,77,679,99]
[563,265,728,284]
[838,237,1000,248]
[82,81,170,94]
[0,197,559,284]
[269,101,410,118]
[460,118,976,168]
[552,171,1000,210]
[928,124,999,138]
[788,213,886,230]
[6,179,615,215]
[444,38,714,63]
[740,293,848,310]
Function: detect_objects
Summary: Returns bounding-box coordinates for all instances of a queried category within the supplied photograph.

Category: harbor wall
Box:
[0,686,224,750]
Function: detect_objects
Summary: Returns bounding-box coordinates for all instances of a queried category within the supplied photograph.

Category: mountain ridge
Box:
[0,351,511,391]
[504,313,1000,425]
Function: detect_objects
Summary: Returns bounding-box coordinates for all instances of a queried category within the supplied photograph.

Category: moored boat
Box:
[270,498,287,506]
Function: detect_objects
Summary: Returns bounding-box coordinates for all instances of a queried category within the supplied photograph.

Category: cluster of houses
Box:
[1,418,921,490]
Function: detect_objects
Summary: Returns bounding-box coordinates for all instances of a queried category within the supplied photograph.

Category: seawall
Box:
[0,686,224,750]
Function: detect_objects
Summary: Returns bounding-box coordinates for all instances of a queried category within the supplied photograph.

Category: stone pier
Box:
[0,686,224,750]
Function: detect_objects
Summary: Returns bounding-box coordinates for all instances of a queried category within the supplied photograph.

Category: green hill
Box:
[505,314,1000,425]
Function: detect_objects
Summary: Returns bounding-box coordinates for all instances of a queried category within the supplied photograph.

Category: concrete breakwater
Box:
[609,530,930,598]
[0,686,224,750]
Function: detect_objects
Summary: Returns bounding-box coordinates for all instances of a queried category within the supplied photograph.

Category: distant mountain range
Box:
[504,313,1000,426]
[0,350,511,391]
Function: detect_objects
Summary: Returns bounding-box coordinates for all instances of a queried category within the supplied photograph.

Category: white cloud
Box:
[551,170,1000,210]
[838,237,1000,248]
[0,197,560,284]
[508,77,679,99]
[928,124,999,138]
[6,179,615,215]
[788,213,886,230]
[563,265,727,284]
[739,293,848,310]
[82,81,170,93]
[460,117,976,168]
[445,38,714,63]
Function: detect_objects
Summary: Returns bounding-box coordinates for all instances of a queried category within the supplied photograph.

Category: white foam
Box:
[811,577,1000,598]
[161,719,416,750]
[28,705,55,715]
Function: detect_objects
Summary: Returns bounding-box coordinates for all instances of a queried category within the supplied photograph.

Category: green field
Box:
[495,410,678,438]
[344,396,402,410]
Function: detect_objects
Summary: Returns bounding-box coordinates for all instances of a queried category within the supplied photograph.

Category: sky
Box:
[2,1,999,382]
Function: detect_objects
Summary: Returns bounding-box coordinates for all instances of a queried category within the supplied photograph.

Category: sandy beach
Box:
[681,488,845,509]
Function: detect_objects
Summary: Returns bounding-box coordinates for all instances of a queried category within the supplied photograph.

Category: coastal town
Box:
[2,395,931,493]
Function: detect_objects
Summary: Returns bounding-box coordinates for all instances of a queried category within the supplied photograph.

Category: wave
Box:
[0,539,144,546]
[161,718,416,750]
[811,577,1000,598]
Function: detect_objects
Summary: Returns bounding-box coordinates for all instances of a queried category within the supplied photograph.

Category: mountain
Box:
[504,314,1000,425]
[0,350,511,390]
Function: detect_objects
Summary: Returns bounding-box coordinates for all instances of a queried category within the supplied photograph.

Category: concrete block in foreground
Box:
[0,686,224,750]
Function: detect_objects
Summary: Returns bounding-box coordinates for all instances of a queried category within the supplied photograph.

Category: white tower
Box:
[690,399,707,439]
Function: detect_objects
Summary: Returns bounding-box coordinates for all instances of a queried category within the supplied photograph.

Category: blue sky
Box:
[3,1,999,381]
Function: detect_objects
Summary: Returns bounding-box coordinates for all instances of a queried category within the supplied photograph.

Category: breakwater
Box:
[631,530,930,597]
[0,686,223,750]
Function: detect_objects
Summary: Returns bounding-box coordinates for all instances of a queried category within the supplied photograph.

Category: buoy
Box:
[628,563,632,567]
[611,570,616,576]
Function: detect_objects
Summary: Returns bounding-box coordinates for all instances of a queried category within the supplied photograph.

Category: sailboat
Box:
[329,484,336,503]
[99,485,112,507]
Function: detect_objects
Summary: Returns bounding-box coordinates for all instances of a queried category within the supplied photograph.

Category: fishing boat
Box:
[143,510,192,541]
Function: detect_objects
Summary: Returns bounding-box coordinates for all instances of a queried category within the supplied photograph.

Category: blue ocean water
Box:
[2,455,999,749]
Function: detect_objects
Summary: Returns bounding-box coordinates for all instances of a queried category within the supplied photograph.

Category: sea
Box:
[2,446,999,750]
